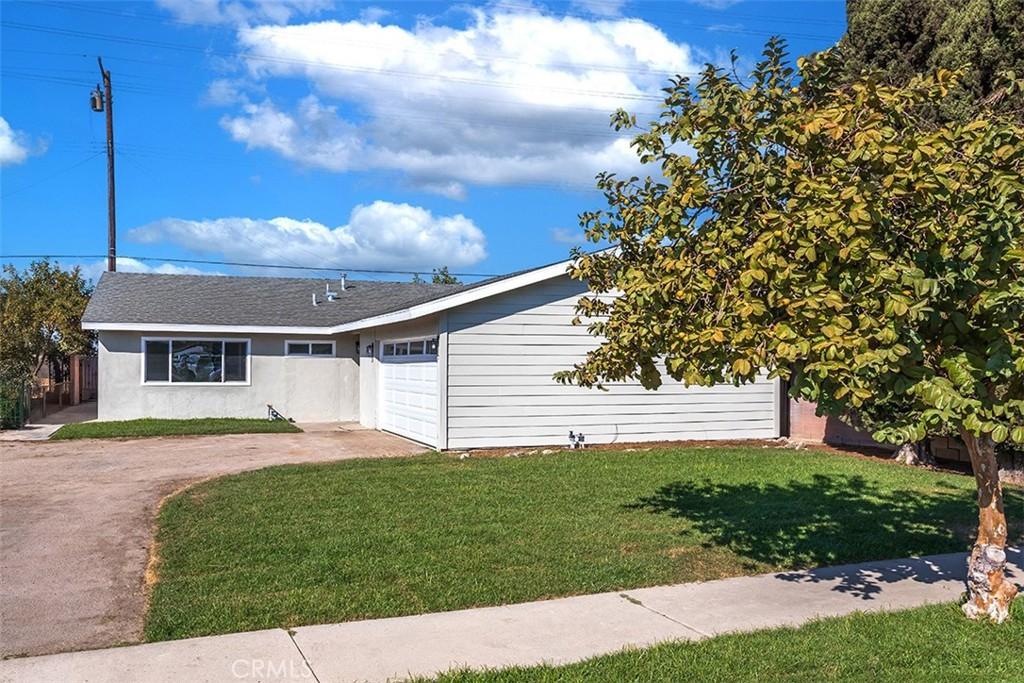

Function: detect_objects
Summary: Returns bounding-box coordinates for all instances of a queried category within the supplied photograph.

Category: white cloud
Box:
[155,0,332,26]
[216,8,699,195]
[358,6,390,23]
[571,0,627,17]
[126,201,487,272]
[684,0,742,8]
[0,117,45,167]
[203,78,257,106]
[78,257,214,285]
[221,96,363,171]
[551,227,588,245]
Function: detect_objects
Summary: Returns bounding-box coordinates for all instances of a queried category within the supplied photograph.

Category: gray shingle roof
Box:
[82,272,471,328]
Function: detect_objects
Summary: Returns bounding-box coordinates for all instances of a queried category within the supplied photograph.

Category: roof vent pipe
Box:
[312,292,318,307]
[339,273,347,291]
[325,283,338,302]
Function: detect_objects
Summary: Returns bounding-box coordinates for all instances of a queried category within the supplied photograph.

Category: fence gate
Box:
[79,356,98,402]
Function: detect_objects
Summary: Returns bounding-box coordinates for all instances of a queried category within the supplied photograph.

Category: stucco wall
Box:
[97,331,359,422]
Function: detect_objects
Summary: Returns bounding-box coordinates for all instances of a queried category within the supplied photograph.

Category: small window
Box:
[310,343,334,356]
[286,341,335,357]
[380,337,439,358]
[224,342,248,382]
[144,340,170,382]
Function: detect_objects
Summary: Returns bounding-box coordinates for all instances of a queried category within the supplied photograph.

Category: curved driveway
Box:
[0,426,422,658]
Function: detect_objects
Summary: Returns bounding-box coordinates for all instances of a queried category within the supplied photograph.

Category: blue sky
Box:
[1,0,845,283]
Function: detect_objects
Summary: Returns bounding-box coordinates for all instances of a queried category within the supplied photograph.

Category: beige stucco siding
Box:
[97,331,359,422]
[444,275,782,449]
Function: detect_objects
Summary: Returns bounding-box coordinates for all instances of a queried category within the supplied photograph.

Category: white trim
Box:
[437,312,449,451]
[331,260,572,334]
[773,376,785,438]
[284,339,337,357]
[140,336,252,386]
[380,336,439,361]
[85,322,332,334]
[84,259,575,335]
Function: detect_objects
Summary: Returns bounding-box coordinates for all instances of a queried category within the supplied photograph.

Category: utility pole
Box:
[91,58,116,272]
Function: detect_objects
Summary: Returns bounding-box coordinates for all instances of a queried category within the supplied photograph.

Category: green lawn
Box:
[145,446,1024,641]
[50,418,301,440]
[430,601,1024,683]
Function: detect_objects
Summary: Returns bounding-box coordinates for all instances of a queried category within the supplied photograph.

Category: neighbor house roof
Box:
[81,258,574,335]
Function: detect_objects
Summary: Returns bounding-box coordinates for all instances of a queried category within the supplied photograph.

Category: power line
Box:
[3,62,665,123]
[37,0,842,47]
[488,2,840,40]
[0,21,671,102]
[0,152,105,199]
[30,0,836,78]
[0,254,504,279]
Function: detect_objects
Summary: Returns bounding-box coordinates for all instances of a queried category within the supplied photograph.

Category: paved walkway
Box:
[0,426,423,658]
[3,550,1019,682]
[0,401,98,442]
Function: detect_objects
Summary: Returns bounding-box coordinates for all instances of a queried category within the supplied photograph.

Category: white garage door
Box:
[378,338,439,446]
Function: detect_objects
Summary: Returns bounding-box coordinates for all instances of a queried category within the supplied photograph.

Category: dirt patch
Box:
[0,428,422,658]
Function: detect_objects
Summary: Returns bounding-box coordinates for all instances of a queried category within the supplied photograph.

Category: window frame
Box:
[284,339,336,358]
[380,336,439,360]
[140,336,252,386]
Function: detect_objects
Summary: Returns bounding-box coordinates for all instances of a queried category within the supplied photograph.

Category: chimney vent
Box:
[339,273,347,291]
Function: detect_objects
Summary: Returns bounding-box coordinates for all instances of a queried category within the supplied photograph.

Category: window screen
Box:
[287,342,310,355]
[310,343,334,356]
[144,340,170,382]
[224,342,248,381]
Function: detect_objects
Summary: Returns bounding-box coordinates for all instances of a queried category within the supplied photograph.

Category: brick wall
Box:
[788,400,1024,478]
[928,435,972,464]
[788,399,889,450]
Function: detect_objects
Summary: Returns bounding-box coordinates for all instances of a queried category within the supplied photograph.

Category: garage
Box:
[377,337,439,446]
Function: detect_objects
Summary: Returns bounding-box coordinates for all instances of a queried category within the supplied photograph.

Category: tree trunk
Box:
[961,430,1018,622]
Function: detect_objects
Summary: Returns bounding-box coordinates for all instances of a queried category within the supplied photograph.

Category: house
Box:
[81,260,785,449]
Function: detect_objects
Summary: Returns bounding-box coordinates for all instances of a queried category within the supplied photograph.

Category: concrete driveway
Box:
[0,425,423,658]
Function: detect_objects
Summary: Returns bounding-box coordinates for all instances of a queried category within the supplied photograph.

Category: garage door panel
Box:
[379,351,438,447]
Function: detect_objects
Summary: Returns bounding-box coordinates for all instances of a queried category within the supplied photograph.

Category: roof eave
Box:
[82,258,576,335]
[81,322,338,335]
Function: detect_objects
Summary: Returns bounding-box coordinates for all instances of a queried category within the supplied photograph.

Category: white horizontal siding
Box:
[447,401,777,416]
[448,384,775,397]
[445,275,780,449]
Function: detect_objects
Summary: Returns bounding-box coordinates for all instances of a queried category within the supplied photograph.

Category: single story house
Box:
[82,260,785,449]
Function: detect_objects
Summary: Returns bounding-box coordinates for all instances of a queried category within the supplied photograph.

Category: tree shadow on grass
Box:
[628,473,1024,599]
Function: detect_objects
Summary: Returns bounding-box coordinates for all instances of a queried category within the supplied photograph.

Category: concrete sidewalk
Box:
[0,401,97,442]
[2,550,1019,683]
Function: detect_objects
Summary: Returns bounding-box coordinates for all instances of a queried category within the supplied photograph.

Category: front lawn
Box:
[50,417,301,440]
[145,446,1023,641]
[431,601,1024,682]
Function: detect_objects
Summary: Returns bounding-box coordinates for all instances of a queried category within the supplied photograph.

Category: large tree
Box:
[0,261,93,393]
[558,41,1024,622]
[840,0,1024,122]
[838,0,1023,463]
